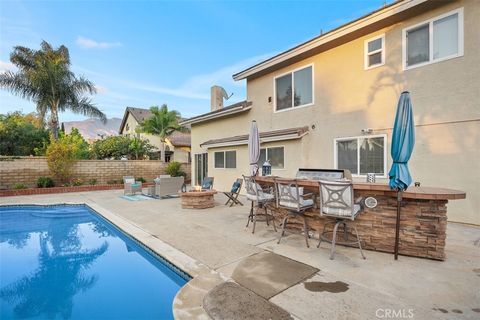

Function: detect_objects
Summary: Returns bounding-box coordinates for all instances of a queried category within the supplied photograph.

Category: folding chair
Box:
[224,178,243,207]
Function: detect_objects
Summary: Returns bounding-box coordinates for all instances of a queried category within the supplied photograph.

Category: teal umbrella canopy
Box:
[389,91,415,191]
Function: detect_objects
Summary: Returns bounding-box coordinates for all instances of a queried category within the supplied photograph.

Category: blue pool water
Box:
[0,205,189,320]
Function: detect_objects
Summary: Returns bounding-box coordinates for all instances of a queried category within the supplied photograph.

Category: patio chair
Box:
[243,175,276,234]
[123,176,142,195]
[275,178,316,248]
[201,177,214,190]
[317,180,366,260]
[224,178,243,207]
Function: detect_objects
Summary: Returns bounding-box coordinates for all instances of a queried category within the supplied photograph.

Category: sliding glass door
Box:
[194,153,208,185]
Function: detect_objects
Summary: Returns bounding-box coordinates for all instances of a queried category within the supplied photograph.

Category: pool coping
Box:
[0,201,222,320]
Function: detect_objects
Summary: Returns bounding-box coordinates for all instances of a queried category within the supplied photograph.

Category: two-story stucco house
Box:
[181,0,479,225]
[119,107,191,163]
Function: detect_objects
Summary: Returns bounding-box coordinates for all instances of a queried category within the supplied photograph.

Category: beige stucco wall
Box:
[190,0,479,224]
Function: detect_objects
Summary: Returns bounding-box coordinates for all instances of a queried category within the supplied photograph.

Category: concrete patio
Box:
[1,190,479,320]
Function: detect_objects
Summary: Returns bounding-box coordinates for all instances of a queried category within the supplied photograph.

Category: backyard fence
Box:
[0,157,191,189]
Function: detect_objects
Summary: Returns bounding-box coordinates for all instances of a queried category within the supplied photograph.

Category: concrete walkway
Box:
[1,190,479,320]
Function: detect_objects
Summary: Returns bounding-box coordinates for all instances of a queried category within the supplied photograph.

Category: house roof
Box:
[119,107,189,134]
[233,0,447,80]
[200,126,309,148]
[179,101,252,126]
[119,107,152,134]
[167,131,191,147]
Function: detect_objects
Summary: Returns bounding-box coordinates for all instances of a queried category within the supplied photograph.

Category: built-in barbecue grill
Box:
[296,168,352,181]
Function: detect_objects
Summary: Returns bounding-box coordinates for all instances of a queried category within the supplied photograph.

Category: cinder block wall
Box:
[0,157,191,188]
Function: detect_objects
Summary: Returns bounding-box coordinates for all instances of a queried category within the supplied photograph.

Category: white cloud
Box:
[76,36,122,49]
[94,85,108,94]
[0,60,16,73]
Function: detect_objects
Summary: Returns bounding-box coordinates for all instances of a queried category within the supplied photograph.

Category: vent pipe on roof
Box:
[211,85,232,111]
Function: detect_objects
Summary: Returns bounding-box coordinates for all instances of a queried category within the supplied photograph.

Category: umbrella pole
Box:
[394,191,403,260]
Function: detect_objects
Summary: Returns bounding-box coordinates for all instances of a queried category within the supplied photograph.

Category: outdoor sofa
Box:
[149,175,185,198]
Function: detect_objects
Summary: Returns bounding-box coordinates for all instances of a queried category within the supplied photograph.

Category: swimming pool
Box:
[0,204,189,320]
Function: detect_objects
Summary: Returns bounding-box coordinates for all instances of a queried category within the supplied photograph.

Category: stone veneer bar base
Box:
[254,176,465,261]
[262,192,447,260]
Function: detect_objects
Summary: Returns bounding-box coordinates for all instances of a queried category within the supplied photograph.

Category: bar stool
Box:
[274,178,316,247]
[317,180,366,260]
[242,175,277,234]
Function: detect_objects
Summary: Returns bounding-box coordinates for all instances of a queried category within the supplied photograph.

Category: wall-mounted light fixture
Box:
[268,96,272,103]
[361,128,373,134]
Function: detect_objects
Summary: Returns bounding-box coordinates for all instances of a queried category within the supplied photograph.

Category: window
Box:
[365,34,385,69]
[404,8,463,69]
[275,65,313,111]
[214,151,236,169]
[334,135,386,176]
[257,146,284,169]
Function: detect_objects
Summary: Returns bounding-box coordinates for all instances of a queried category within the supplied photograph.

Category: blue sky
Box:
[0,0,392,122]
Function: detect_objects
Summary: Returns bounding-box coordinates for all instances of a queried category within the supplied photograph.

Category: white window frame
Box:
[364,34,385,70]
[273,64,314,113]
[259,145,285,170]
[213,150,237,169]
[402,7,464,71]
[333,134,387,178]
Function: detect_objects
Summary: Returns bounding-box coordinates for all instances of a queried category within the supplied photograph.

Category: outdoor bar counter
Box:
[255,176,466,260]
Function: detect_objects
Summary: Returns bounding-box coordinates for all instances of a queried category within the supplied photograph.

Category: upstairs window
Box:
[275,65,313,111]
[365,34,385,69]
[404,8,463,69]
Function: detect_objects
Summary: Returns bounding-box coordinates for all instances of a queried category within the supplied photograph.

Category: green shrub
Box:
[60,128,90,159]
[165,161,186,177]
[90,136,153,160]
[72,178,83,186]
[87,179,97,185]
[13,183,27,189]
[37,176,55,188]
[106,180,119,185]
[135,177,146,183]
[46,139,76,182]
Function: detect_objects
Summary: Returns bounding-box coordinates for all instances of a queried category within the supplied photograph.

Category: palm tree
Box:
[137,104,186,162]
[0,41,106,140]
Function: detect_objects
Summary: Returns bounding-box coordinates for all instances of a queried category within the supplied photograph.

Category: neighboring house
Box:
[119,107,191,162]
[181,0,479,225]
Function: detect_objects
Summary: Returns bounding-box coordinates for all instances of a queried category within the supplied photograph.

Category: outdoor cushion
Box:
[131,183,141,188]
[279,198,314,209]
[202,180,212,189]
[322,204,361,218]
[231,181,241,193]
[247,192,274,202]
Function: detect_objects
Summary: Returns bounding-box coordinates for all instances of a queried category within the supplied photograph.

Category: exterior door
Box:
[194,153,208,185]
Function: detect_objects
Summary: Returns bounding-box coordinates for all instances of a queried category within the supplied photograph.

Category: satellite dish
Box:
[364,197,378,209]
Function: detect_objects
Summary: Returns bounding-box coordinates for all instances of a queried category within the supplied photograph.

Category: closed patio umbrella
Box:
[389,91,415,260]
[248,120,260,176]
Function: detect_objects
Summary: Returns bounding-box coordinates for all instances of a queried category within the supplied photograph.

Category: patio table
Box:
[254,176,466,260]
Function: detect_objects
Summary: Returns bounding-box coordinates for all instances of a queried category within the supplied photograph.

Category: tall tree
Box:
[0,41,106,140]
[0,111,50,156]
[137,104,186,162]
